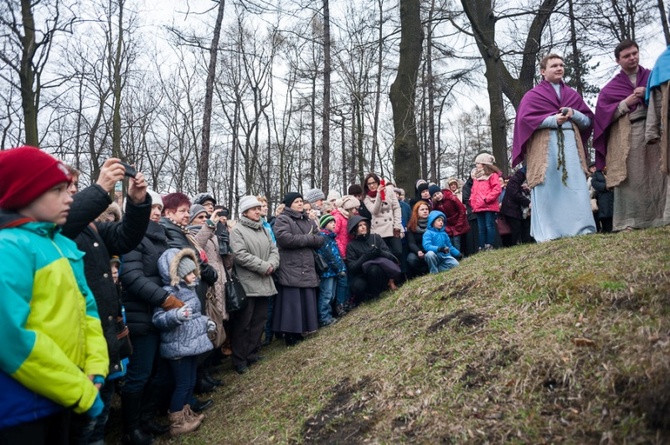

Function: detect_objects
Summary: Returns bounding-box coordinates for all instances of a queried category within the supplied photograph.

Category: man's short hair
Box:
[540,53,563,70]
[615,39,638,60]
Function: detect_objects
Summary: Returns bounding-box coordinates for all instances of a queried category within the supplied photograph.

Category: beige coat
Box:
[363,184,403,238]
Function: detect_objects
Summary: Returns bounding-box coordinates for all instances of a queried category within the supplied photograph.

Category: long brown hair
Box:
[407,201,430,232]
[363,172,381,195]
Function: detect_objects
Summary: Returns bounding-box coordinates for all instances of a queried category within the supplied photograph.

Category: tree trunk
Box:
[19,0,38,146]
[199,0,226,192]
[427,0,437,182]
[658,0,670,45]
[389,0,423,195]
[321,0,331,195]
[111,0,124,161]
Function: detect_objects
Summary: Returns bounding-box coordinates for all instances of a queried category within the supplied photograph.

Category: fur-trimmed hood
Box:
[157,247,201,287]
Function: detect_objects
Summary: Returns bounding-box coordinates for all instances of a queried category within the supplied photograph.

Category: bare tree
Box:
[389,0,423,195]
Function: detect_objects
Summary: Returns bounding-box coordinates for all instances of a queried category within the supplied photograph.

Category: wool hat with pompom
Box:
[0,146,71,210]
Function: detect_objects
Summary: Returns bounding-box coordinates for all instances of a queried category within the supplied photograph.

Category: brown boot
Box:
[168,408,201,436]
[184,403,205,423]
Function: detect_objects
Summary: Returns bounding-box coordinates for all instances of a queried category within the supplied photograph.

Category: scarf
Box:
[416,217,428,234]
[367,178,386,201]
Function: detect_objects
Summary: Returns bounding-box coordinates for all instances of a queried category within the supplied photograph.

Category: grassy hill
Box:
[149,226,670,444]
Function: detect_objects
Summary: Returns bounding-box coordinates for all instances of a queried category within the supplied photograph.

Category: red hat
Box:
[0,146,71,210]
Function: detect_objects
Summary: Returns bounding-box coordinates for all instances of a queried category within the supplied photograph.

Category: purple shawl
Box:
[512,81,594,167]
[593,66,650,169]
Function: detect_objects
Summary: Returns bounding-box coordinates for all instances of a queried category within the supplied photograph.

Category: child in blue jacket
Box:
[316,214,346,326]
[422,210,460,274]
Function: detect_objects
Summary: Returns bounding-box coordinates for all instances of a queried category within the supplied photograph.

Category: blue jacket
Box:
[423,211,461,257]
[0,211,108,429]
[317,229,346,278]
[152,248,213,360]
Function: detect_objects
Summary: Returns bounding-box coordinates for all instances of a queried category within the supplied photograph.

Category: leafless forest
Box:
[1,0,667,211]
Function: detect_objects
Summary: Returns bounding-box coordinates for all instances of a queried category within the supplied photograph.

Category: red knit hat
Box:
[0,146,71,210]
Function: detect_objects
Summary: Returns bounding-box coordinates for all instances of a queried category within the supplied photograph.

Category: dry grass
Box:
[125,226,670,444]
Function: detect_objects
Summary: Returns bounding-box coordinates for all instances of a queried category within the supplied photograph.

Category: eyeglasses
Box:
[196,214,207,220]
[367,181,378,186]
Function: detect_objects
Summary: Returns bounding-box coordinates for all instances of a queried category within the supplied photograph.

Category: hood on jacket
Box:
[0,209,34,229]
[347,214,368,235]
[157,247,201,287]
[427,210,447,230]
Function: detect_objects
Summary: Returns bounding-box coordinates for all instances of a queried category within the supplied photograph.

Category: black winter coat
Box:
[345,216,398,277]
[160,217,218,303]
[406,229,426,255]
[500,170,531,220]
[62,185,151,375]
[120,221,170,336]
[273,207,324,288]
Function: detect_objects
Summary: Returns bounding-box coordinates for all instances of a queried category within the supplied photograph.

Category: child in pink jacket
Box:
[470,153,502,250]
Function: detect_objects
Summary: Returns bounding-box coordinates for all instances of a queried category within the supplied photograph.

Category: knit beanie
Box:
[189,204,208,224]
[304,188,325,204]
[417,182,430,195]
[475,153,495,166]
[0,146,71,210]
[177,256,197,279]
[319,214,335,229]
[282,192,302,207]
[415,179,427,191]
[147,190,163,209]
[428,184,441,197]
[326,190,340,202]
[239,195,262,214]
[193,192,217,206]
[341,195,360,210]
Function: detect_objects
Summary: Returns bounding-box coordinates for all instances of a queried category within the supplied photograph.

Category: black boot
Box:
[121,392,154,445]
[140,386,170,435]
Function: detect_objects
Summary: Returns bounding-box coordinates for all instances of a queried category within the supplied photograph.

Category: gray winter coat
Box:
[230,216,280,297]
[273,207,324,288]
[153,248,214,360]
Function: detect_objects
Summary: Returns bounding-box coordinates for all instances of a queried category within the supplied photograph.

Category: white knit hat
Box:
[475,153,495,166]
[239,195,262,214]
[147,190,163,209]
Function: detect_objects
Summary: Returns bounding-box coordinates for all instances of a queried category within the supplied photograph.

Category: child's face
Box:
[325,220,336,231]
[19,182,73,225]
[432,217,444,230]
[111,262,119,284]
[183,271,197,285]
[356,221,368,235]
[432,191,443,202]
[421,189,430,199]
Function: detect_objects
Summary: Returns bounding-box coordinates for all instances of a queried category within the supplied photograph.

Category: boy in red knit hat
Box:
[0,146,109,444]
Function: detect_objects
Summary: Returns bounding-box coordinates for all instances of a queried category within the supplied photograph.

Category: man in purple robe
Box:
[594,40,668,231]
[512,54,596,242]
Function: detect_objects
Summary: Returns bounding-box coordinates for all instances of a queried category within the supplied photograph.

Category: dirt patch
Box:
[639,378,670,431]
[301,376,378,444]
[435,279,477,300]
[427,310,486,333]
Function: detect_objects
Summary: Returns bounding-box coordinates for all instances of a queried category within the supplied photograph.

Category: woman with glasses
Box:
[362,173,404,272]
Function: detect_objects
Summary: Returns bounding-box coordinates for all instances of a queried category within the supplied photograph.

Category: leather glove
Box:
[162,295,184,310]
[207,319,217,332]
[85,392,104,418]
[176,306,192,321]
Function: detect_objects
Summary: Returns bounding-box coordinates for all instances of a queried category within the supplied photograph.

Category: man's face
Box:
[540,57,564,83]
[617,45,639,73]
[166,205,190,226]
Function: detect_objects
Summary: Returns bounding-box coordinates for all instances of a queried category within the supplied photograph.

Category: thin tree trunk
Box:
[19,0,38,146]
[112,0,124,161]
[658,0,670,44]
[322,0,331,194]
[199,0,226,192]
[427,0,437,182]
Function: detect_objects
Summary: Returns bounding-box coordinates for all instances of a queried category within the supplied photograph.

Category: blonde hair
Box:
[256,195,268,204]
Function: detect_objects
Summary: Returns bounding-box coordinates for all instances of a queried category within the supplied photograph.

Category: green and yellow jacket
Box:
[0,211,108,428]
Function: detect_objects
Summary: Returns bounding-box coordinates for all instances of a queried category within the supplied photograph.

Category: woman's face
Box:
[290,197,304,212]
[421,189,430,199]
[356,221,368,235]
[192,212,208,226]
[244,206,262,222]
[417,204,429,218]
[366,177,379,191]
[166,205,190,226]
[150,204,162,222]
[449,183,458,192]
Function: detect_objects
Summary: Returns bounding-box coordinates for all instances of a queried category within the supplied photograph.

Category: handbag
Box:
[224,266,248,312]
[314,251,329,274]
[496,214,512,236]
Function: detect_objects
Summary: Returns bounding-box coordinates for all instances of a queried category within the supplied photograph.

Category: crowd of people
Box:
[0,40,668,445]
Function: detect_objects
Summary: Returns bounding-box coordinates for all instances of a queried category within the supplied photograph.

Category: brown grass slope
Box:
[157,226,670,444]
